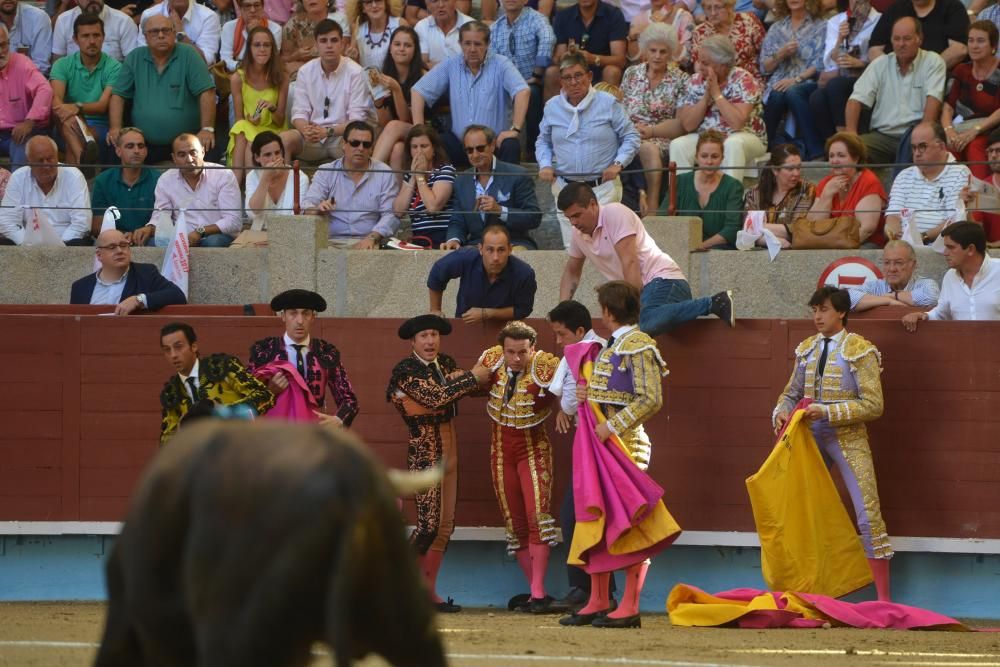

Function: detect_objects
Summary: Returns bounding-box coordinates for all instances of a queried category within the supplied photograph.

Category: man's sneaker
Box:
[711,290,735,327]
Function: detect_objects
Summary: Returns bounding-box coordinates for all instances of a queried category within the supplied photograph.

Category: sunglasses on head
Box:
[347,139,373,148]
[464,144,488,154]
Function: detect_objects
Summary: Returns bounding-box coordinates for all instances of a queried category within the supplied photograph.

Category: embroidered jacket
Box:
[248,336,359,426]
[479,345,559,429]
[159,353,275,445]
[386,353,479,430]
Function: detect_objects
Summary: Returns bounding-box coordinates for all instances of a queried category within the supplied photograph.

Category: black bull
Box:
[94,421,447,667]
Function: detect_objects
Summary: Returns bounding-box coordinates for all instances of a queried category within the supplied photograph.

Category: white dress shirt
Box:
[284,333,310,378]
[0,165,91,245]
[179,358,201,399]
[137,0,222,65]
[413,11,473,65]
[152,164,243,237]
[928,255,1000,321]
[90,268,130,305]
[549,329,608,416]
[244,169,310,220]
[53,5,139,60]
[219,18,282,71]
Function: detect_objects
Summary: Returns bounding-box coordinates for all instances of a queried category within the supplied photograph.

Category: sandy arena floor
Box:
[1,602,998,667]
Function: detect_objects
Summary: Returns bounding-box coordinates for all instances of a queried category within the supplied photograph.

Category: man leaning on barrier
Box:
[848,240,940,312]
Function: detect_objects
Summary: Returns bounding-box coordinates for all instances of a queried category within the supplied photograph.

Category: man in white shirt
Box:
[903,222,1000,329]
[52,0,138,62]
[414,0,473,67]
[0,136,91,245]
[137,0,221,65]
[884,122,971,243]
[0,0,51,74]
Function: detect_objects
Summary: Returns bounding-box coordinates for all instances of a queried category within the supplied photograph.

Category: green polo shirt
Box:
[50,52,121,124]
[112,43,214,146]
[91,167,161,232]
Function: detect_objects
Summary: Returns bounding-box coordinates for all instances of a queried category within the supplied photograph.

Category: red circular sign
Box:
[816,256,884,290]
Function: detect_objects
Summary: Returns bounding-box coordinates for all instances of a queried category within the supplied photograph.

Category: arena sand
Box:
[1,602,998,666]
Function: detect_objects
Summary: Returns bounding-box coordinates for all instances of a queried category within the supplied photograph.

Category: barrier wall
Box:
[1,314,997,542]
[0,215,984,319]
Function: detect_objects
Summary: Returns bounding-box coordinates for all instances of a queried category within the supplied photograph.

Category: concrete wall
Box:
[1,214,987,318]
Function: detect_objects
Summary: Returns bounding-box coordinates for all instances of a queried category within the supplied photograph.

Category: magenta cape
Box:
[564,340,681,574]
[253,361,319,421]
[668,584,985,631]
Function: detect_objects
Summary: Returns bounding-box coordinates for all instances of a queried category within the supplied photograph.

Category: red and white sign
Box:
[817,256,883,289]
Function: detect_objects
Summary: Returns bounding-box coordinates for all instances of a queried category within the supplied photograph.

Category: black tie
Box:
[817,338,832,377]
[606,335,616,349]
[504,371,519,404]
[292,344,307,379]
[185,377,199,401]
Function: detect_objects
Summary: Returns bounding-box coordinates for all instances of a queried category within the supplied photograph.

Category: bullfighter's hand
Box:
[314,410,343,427]
[594,421,612,442]
[773,411,788,435]
[575,381,588,404]
[471,362,490,384]
[555,410,574,434]
[268,372,290,394]
[803,403,826,421]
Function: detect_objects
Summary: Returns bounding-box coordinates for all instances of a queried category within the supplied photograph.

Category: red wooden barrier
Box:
[0,315,997,540]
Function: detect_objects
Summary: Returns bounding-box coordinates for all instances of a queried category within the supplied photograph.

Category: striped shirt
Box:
[886,161,971,234]
[412,53,528,137]
[403,164,456,245]
[848,276,940,310]
[489,8,556,80]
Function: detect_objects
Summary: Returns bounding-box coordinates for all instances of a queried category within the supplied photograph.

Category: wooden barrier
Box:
[0,315,997,540]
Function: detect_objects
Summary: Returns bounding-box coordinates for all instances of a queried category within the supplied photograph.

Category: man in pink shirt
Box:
[0,25,51,169]
[132,133,242,248]
[557,182,735,336]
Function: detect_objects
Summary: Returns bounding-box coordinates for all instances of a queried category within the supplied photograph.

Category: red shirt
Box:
[946,62,1000,120]
[816,168,888,246]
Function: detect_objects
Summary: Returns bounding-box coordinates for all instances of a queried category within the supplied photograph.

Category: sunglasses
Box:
[98,241,131,251]
[464,144,488,154]
[347,139,373,148]
[323,96,330,119]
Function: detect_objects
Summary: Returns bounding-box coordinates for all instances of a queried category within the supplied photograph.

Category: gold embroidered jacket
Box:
[479,345,559,429]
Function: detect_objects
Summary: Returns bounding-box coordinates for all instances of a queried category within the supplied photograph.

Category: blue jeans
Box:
[0,128,43,169]
[763,81,822,160]
[638,278,712,337]
[200,233,235,248]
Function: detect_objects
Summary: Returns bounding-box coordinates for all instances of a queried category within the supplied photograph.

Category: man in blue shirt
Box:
[427,224,537,324]
[548,0,628,89]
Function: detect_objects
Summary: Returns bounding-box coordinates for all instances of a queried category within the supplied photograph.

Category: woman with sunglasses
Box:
[372,26,427,175]
[393,125,455,247]
[346,0,406,68]
[228,26,292,185]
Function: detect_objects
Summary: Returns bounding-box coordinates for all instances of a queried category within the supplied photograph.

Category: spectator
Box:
[742,143,817,247]
[70,229,187,311]
[884,121,971,243]
[90,127,161,238]
[980,1,1000,34]
[245,131,311,220]
[489,0,555,162]
[427,223,537,322]
[371,26,425,174]
[669,129,743,250]
[345,0,402,69]
[392,125,455,247]
[0,24,51,170]
[759,0,827,161]
[623,22,688,216]
[137,0,222,65]
[50,14,121,169]
[0,0,51,75]
[412,21,529,167]
[941,21,1000,181]
[805,131,886,244]
[962,133,1000,245]
[0,167,9,200]
[220,0,283,72]
[538,53,640,249]
[280,0,352,76]
[846,16,945,172]
[690,0,764,78]
[413,0,473,67]
[0,136,91,246]
[134,133,242,248]
[849,240,939,311]
[903,221,1000,329]
[628,0,695,68]
[301,120,400,248]
[287,19,370,162]
[674,35,768,182]
[808,0,882,146]
[446,124,541,249]
[264,0,296,24]
[52,0,138,62]
[558,182,736,335]
[109,15,217,164]
[868,0,969,69]
[481,0,553,21]
[548,0,628,88]
[404,0,470,24]
[228,26,290,180]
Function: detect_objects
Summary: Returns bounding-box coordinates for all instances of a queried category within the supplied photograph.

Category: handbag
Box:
[210,61,232,99]
[790,215,860,249]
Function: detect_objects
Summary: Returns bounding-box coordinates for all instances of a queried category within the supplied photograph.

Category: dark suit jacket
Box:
[70,262,187,310]
[447,160,542,248]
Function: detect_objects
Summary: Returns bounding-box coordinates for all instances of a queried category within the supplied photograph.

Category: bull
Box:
[94,421,447,667]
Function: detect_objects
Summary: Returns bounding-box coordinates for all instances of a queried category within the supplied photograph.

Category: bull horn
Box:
[386,459,445,496]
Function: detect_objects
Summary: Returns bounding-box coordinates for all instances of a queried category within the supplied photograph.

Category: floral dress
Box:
[691,12,765,78]
[679,65,767,143]
[621,62,690,152]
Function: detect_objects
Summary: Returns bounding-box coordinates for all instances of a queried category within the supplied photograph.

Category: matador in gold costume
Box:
[475,321,561,613]
[773,286,893,600]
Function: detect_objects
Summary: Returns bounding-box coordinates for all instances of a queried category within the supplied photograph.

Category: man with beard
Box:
[386,314,488,612]
[90,127,161,239]
[52,0,138,62]
[0,0,51,74]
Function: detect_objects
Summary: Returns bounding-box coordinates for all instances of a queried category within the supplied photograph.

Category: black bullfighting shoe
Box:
[434,597,462,613]
[507,592,531,612]
[591,613,641,629]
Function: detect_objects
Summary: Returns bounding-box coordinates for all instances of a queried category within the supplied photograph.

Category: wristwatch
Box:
[595,56,603,68]
[136,294,148,309]
[75,101,84,114]
[200,126,215,134]
[195,226,207,236]
[510,125,521,134]
[176,31,187,42]
[612,160,623,168]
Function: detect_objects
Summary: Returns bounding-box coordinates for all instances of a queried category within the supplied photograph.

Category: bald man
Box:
[70,228,187,312]
[0,136,91,245]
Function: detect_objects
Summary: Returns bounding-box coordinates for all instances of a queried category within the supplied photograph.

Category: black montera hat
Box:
[398,314,452,339]
[270,289,327,313]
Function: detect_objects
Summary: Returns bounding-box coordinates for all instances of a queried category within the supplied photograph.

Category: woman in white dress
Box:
[245,131,312,224]
[345,0,405,68]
